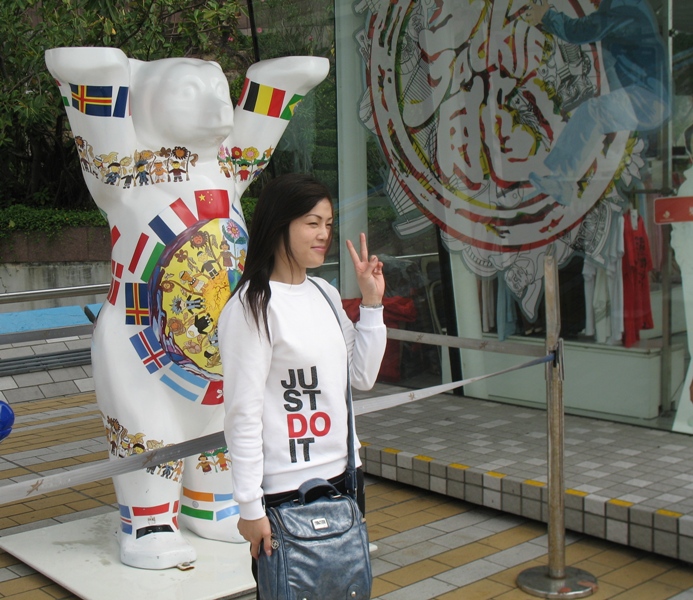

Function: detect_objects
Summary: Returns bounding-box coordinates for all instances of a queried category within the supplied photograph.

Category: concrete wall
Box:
[0,262,111,313]
[0,227,111,313]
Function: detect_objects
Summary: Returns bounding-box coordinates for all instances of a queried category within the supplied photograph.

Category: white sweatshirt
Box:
[219,276,386,520]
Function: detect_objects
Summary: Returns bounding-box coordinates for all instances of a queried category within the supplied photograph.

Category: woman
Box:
[218,173,387,590]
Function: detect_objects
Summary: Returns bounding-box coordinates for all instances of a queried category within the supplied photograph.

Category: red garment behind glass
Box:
[343,296,416,381]
[622,211,654,348]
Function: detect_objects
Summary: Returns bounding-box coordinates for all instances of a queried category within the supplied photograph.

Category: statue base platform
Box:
[0,511,254,599]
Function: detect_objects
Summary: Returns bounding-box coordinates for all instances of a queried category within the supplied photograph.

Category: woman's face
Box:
[284,198,334,272]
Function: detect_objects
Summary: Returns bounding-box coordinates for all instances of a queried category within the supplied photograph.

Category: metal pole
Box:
[659,0,674,414]
[545,251,565,579]
[0,284,110,305]
[516,249,598,598]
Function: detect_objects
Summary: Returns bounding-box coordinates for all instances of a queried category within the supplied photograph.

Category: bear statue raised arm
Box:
[45,47,329,570]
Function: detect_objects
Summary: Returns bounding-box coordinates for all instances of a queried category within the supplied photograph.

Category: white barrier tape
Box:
[0,353,553,505]
[386,327,546,358]
[354,354,553,416]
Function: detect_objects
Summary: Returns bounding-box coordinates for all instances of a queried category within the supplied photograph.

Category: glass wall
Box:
[240,0,693,432]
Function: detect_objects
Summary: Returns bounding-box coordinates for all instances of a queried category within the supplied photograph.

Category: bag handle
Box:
[297,477,341,504]
[308,278,358,499]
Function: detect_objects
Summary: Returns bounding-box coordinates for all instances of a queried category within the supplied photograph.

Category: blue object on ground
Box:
[0,401,14,442]
[0,305,92,335]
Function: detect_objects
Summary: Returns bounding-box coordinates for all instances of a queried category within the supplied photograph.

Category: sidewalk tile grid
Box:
[0,336,689,597]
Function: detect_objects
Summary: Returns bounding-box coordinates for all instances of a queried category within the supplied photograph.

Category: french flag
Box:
[149,198,198,245]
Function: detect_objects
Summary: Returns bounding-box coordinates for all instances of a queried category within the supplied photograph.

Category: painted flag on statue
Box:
[127,232,165,283]
[69,84,129,118]
[195,189,230,221]
[201,380,224,406]
[160,363,207,402]
[130,327,170,374]
[107,261,124,305]
[239,79,286,118]
[124,283,150,326]
[149,198,198,245]
[181,488,239,522]
[280,94,304,120]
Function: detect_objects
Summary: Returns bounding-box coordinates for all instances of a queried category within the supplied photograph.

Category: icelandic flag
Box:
[128,232,165,283]
[160,363,207,402]
[195,189,230,221]
[149,198,198,245]
[69,84,129,118]
[124,283,150,326]
[130,327,170,374]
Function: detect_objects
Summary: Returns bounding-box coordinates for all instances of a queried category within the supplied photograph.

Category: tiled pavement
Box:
[0,334,692,598]
[0,332,94,403]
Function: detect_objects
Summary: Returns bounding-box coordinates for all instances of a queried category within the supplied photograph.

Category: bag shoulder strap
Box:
[308,277,358,498]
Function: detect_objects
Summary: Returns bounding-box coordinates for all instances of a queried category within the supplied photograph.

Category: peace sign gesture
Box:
[346,233,385,306]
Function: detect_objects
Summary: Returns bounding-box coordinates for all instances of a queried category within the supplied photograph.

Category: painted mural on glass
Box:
[357,0,669,323]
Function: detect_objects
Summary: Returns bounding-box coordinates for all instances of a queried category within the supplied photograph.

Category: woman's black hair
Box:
[234,173,333,338]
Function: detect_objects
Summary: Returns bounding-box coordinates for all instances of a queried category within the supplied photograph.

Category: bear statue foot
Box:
[179,511,245,544]
[118,526,197,570]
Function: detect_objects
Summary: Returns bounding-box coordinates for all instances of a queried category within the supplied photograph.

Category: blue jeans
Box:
[545,85,669,178]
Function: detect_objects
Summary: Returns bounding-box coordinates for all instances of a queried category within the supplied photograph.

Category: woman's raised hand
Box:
[346,233,385,306]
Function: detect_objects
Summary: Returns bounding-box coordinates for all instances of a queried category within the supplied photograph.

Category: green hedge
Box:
[0,206,108,240]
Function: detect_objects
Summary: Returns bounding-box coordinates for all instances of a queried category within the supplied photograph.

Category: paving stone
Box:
[3,387,44,402]
[49,367,88,383]
[38,381,80,398]
[0,347,34,360]
[32,342,69,355]
[0,377,17,392]
[12,372,53,387]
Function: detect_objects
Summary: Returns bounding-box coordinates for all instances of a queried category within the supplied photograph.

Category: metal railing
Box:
[0,283,109,306]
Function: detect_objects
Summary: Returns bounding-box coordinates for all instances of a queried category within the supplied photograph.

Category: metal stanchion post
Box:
[516,250,598,598]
